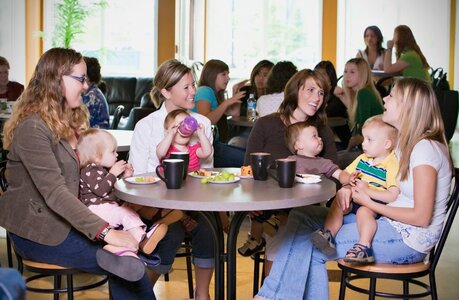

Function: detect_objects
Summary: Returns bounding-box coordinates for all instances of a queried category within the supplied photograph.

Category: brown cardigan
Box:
[0,115,106,245]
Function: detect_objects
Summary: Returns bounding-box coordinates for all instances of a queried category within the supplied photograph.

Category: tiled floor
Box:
[2,130,459,299]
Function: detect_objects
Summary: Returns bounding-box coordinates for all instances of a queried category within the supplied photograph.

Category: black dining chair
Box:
[337,167,459,300]
[110,104,125,130]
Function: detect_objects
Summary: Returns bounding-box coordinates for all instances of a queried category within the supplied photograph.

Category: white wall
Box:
[0,0,26,85]
[337,0,450,79]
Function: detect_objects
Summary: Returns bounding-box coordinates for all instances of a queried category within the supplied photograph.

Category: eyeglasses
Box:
[66,74,88,84]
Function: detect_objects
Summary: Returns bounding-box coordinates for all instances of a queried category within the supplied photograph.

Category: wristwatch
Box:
[98,225,113,241]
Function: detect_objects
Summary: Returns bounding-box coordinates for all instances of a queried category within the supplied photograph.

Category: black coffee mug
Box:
[155,159,184,189]
[169,152,190,180]
[250,152,271,181]
[276,158,297,188]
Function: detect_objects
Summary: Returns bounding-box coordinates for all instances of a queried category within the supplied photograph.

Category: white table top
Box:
[115,168,336,211]
[106,129,133,152]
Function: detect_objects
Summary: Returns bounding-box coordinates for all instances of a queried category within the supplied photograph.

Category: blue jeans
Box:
[0,268,26,300]
[257,205,426,300]
[213,141,245,167]
[9,230,155,300]
[148,213,215,274]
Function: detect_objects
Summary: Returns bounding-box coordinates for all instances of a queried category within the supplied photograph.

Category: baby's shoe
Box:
[139,223,168,254]
[343,243,375,264]
[238,237,265,257]
[310,228,337,256]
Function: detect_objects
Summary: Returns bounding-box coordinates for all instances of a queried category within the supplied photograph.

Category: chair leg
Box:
[369,277,376,300]
[164,272,169,281]
[403,280,409,300]
[252,252,260,296]
[53,275,61,300]
[338,270,347,300]
[6,234,13,268]
[186,251,194,299]
[430,274,438,300]
[67,274,74,300]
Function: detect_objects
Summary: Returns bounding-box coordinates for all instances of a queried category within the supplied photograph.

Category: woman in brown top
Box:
[242,69,338,275]
[0,48,155,299]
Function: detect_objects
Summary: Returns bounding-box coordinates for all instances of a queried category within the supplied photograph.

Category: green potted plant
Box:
[50,0,107,48]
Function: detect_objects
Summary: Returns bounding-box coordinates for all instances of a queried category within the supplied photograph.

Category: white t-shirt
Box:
[256,92,284,117]
[384,139,452,253]
[357,49,385,70]
[129,104,214,175]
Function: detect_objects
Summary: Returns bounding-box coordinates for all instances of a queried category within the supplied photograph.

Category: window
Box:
[43,0,157,76]
[179,0,322,79]
[336,0,450,77]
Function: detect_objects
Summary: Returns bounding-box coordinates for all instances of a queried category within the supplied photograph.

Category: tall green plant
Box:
[51,0,107,48]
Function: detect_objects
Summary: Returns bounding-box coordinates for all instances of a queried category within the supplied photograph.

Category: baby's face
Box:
[361,125,391,159]
[295,126,323,157]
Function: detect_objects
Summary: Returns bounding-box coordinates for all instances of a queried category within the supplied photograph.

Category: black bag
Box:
[431,67,450,93]
[436,89,458,142]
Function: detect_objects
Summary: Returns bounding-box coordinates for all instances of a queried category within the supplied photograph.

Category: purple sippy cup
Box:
[178,116,198,137]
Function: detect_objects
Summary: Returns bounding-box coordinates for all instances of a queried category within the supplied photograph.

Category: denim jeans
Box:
[257,205,426,300]
[9,230,155,300]
[148,213,215,274]
[0,268,25,300]
[213,141,245,167]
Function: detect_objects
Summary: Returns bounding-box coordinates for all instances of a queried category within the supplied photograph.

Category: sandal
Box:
[343,243,375,264]
[96,245,146,281]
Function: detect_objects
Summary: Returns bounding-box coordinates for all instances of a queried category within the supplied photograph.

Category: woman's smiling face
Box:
[295,78,325,119]
[163,72,196,111]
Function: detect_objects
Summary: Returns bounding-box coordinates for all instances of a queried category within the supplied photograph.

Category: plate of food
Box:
[189,169,220,179]
[208,176,241,184]
[199,170,240,184]
[295,174,322,184]
[124,176,160,185]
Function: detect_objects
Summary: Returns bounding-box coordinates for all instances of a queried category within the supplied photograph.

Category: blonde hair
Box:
[2,48,89,149]
[77,128,117,167]
[343,58,382,127]
[150,59,192,109]
[362,114,398,151]
[285,120,317,154]
[393,78,450,180]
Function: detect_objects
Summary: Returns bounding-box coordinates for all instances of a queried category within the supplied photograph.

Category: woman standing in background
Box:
[356,25,386,70]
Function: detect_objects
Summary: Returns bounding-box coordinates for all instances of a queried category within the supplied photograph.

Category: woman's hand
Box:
[386,40,394,49]
[104,228,138,251]
[351,186,372,207]
[335,186,353,212]
[232,79,249,95]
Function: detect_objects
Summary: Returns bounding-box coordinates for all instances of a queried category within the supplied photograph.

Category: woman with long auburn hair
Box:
[384,25,431,82]
[1,48,155,299]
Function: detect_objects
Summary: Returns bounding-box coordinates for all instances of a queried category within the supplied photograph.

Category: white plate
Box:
[188,171,220,179]
[124,176,160,184]
[295,174,322,184]
[209,177,241,184]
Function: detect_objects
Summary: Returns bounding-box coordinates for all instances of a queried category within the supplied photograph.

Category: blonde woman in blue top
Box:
[384,25,431,82]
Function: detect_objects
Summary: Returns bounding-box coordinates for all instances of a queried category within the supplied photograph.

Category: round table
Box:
[115,168,336,300]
